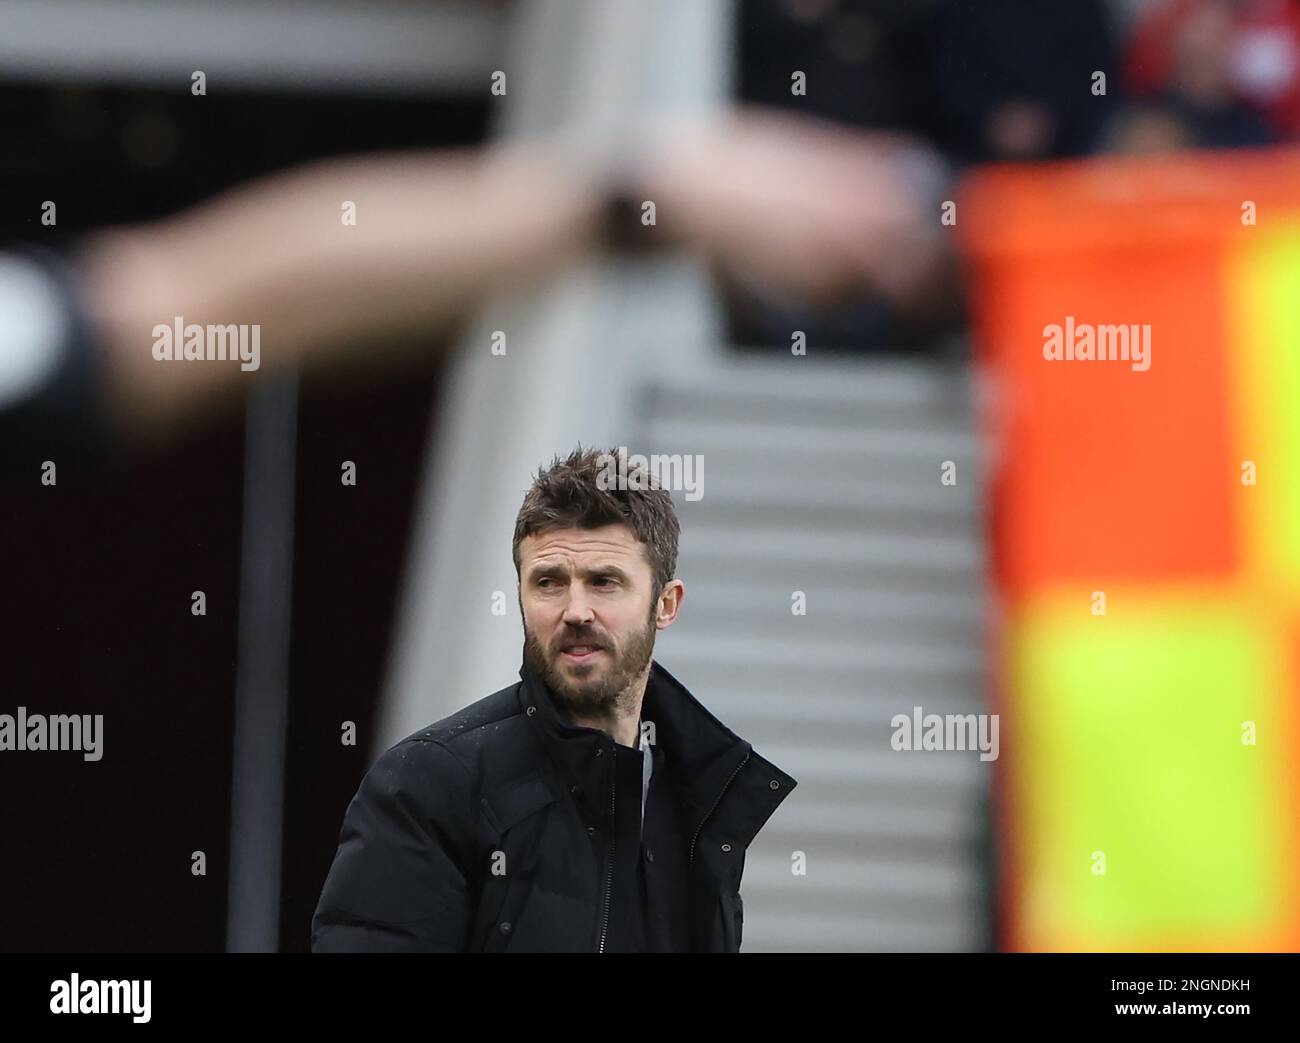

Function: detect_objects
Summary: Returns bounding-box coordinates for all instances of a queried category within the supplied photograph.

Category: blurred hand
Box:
[639,107,953,313]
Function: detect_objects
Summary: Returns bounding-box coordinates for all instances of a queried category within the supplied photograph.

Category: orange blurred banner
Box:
[959,148,1300,951]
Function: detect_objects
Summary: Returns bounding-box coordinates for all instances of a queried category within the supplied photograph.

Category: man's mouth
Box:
[558,644,605,664]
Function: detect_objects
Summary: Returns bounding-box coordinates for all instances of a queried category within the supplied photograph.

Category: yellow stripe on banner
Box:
[1007,589,1292,951]
[1226,218,1300,601]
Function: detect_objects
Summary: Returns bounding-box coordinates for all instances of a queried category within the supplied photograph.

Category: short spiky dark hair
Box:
[513,445,680,592]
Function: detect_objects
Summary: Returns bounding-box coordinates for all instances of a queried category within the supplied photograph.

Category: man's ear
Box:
[655,579,685,629]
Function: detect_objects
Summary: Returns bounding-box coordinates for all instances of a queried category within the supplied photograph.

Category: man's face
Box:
[518,523,680,717]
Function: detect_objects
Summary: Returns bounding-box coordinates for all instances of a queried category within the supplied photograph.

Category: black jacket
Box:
[311,659,797,952]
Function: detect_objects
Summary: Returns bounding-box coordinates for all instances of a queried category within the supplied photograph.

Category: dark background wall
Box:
[1,80,486,952]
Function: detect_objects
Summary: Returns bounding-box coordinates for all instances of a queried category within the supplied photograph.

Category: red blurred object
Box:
[1125,0,1300,138]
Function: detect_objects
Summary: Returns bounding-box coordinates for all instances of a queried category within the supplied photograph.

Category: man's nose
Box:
[561,590,595,626]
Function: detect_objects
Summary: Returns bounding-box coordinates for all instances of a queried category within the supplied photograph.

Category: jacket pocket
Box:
[480,877,598,952]
[481,773,563,835]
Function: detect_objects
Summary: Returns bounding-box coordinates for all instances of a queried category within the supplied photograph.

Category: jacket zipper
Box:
[688,751,750,868]
[597,756,615,953]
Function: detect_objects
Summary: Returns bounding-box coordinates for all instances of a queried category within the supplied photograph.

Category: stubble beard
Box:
[523,606,658,720]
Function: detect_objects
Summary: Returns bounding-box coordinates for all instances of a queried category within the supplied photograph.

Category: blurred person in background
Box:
[1106,0,1289,152]
[1119,0,1300,150]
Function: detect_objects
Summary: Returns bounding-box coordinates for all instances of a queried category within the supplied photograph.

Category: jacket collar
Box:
[517,657,792,843]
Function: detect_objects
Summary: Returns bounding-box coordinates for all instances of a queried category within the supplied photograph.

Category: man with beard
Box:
[312,446,797,952]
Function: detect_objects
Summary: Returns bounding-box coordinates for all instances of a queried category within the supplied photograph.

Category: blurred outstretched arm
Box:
[74,108,955,434]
